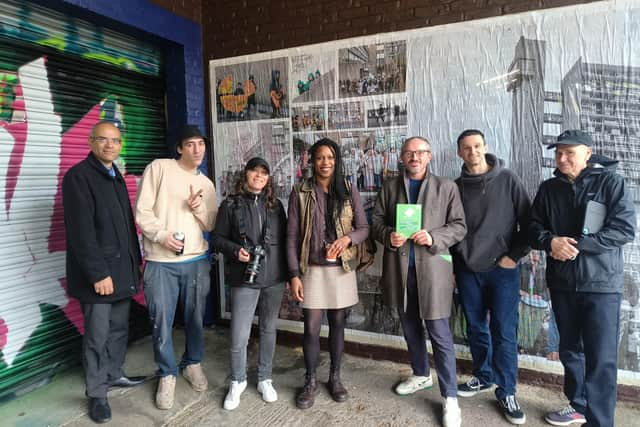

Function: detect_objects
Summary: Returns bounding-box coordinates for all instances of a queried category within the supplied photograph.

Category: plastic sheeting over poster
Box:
[209,0,640,380]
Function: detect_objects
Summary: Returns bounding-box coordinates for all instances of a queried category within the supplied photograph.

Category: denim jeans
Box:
[143,258,211,376]
[229,283,285,382]
[551,290,621,427]
[398,266,458,398]
[456,264,520,399]
[546,305,560,354]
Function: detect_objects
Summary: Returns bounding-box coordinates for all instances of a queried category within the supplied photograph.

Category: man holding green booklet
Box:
[372,136,467,427]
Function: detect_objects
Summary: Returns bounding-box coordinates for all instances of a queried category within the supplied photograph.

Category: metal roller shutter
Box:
[0,0,166,401]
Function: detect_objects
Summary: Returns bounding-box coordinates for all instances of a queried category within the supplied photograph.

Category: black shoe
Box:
[88,397,112,423]
[109,376,147,389]
[457,376,493,397]
[498,395,526,425]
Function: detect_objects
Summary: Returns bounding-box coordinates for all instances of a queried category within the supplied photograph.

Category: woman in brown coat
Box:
[287,138,369,410]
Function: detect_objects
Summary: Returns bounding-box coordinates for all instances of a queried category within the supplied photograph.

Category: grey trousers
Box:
[398,266,458,398]
[82,299,130,398]
[229,283,285,382]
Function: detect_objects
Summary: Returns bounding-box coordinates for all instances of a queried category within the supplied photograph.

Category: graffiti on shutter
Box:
[0,2,165,401]
[0,0,161,76]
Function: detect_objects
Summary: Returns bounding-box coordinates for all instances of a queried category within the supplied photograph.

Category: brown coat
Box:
[371,172,466,320]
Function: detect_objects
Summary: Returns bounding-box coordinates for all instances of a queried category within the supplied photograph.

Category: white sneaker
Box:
[443,397,462,427]
[223,380,247,410]
[394,374,433,395]
[257,379,278,403]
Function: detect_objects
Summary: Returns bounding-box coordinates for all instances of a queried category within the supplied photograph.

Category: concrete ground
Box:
[1,328,639,427]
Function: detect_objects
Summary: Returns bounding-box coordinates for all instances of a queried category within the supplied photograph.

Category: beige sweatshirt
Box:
[135,159,217,262]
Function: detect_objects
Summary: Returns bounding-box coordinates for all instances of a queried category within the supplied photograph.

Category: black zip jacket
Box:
[63,153,141,303]
[212,192,288,288]
[528,155,636,293]
[451,153,531,272]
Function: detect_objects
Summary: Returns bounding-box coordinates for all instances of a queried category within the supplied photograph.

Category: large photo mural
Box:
[210,0,640,379]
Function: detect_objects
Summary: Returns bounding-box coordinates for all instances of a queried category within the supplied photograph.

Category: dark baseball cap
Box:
[245,157,270,173]
[547,129,592,149]
[177,124,206,145]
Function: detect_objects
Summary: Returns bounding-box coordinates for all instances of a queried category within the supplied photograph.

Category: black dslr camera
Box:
[244,245,266,285]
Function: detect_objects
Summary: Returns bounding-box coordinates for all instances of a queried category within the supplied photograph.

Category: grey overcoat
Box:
[371,172,467,320]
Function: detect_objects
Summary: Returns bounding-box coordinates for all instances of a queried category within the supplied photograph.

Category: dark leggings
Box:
[303,308,347,374]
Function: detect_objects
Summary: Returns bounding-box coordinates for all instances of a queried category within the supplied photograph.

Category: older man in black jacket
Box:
[529,130,636,427]
[63,120,145,423]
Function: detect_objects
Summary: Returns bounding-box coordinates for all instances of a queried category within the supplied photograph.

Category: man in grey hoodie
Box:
[451,129,531,425]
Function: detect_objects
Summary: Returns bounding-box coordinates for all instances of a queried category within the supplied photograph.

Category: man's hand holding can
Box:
[173,232,185,255]
[163,231,185,255]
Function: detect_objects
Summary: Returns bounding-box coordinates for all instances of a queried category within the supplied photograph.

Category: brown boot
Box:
[327,371,348,402]
[296,374,319,409]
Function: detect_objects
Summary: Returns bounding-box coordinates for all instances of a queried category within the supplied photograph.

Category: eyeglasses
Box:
[92,136,122,144]
[401,149,431,158]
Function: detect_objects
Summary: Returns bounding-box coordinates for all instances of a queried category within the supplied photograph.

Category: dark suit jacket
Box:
[62,153,141,303]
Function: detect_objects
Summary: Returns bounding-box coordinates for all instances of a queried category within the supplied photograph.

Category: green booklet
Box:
[396,204,422,238]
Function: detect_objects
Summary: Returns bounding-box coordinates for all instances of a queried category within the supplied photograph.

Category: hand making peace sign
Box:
[187,184,204,211]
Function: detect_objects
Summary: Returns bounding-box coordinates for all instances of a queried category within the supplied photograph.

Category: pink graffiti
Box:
[49,104,103,253]
[0,317,7,350]
[0,58,146,366]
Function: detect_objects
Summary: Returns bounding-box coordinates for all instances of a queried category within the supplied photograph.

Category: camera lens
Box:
[244,245,265,284]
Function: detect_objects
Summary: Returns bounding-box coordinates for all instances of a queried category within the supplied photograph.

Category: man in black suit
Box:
[63,120,146,423]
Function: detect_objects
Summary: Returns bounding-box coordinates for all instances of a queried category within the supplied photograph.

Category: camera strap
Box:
[234,196,270,246]
[262,212,270,245]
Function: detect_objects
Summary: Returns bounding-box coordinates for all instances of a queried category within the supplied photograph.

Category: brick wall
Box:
[150,0,202,24]
[202,0,597,60]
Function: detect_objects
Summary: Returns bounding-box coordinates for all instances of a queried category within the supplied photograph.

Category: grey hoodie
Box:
[452,153,531,272]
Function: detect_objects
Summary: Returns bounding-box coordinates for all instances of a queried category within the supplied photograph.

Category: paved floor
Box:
[1,328,639,426]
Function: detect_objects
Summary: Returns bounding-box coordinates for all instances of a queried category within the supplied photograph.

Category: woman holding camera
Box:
[287,138,369,409]
[212,157,288,410]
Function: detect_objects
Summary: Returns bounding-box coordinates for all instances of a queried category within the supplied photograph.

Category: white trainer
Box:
[394,374,433,395]
[223,380,247,410]
[257,379,278,403]
[443,397,462,427]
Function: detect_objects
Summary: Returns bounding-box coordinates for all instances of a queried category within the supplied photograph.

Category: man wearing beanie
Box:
[135,124,217,410]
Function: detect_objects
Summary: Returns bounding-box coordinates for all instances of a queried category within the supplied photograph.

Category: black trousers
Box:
[550,290,621,427]
[81,299,131,398]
